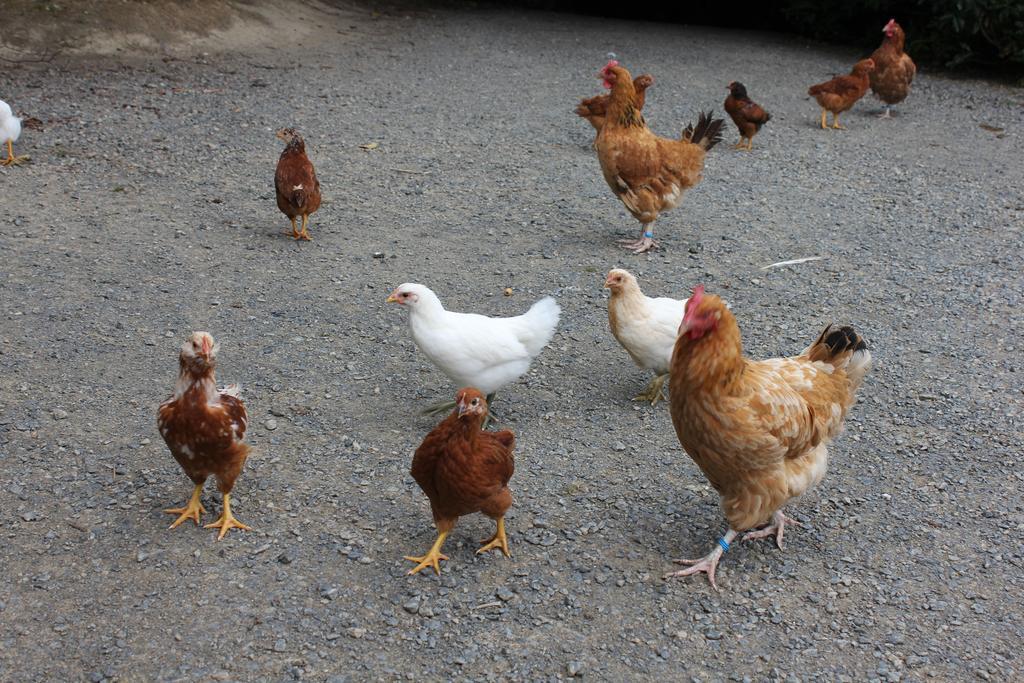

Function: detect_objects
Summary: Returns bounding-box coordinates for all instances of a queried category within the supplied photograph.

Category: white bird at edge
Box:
[387,283,561,420]
[0,99,29,167]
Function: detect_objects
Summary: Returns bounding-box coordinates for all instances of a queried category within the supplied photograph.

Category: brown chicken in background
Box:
[808,58,875,130]
[664,287,871,590]
[576,73,654,132]
[275,128,321,240]
[594,61,724,253]
[405,388,515,575]
[158,332,253,540]
[724,81,771,150]
[870,19,916,118]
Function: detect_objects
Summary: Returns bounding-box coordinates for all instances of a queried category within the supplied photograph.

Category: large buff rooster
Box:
[594,61,724,254]
[665,287,871,589]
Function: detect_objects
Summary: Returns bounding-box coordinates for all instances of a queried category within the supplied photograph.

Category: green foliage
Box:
[776,0,1024,73]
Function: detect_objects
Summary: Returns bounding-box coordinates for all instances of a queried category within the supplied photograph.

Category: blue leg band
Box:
[717,537,730,552]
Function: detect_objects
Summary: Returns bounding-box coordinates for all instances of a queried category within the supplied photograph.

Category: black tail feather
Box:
[683,110,726,151]
[815,324,869,357]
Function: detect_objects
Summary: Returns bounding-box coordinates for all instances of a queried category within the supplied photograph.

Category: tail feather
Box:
[806,324,872,389]
[682,110,725,151]
[515,296,561,358]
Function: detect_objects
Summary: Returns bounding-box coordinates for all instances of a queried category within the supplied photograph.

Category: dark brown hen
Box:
[275,128,321,240]
[405,388,515,575]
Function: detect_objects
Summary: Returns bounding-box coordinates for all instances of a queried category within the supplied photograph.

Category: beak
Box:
[677,320,691,337]
[386,289,399,303]
[603,277,613,288]
[456,400,467,417]
[201,337,212,355]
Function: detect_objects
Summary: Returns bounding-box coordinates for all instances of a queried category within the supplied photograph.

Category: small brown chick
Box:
[275,128,321,240]
[724,82,771,151]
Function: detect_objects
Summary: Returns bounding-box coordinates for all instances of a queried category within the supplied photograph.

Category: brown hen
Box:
[664,287,871,589]
[158,332,252,540]
[576,73,654,132]
[869,19,916,118]
[808,59,875,130]
[594,61,724,253]
[724,81,771,151]
[275,128,321,240]
[405,388,515,576]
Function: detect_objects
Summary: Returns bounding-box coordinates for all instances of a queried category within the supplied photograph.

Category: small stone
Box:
[265,418,278,431]
[21,511,39,522]
[139,438,151,446]
[346,627,367,639]
[418,605,434,618]
[277,549,297,564]
[51,409,69,420]
[567,661,583,677]
[269,407,287,417]
[613,442,627,452]
[273,638,287,652]
[496,586,515,602]
[705,630,723,640]
[403,596,422,614]
[372,251,385,259]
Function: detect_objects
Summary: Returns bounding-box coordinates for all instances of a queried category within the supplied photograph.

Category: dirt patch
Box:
[1,0,360,58]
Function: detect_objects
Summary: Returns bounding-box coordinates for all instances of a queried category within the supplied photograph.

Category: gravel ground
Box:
[2,3,1023,681]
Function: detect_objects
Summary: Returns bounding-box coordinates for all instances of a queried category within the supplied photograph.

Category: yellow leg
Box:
[633,373,669,406]
[164,483,207,529]
[733,137,747,149]
[204,492,252,540]
[299,214,312,240]
[1,139,29,166]
[477,517,511,557]
[404,530,450,575]
[832,113,845,130]
[819,109,828,130]
[287,216,299,239]
[746,138,754,151]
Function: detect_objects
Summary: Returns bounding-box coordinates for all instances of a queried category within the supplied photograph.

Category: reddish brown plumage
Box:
[724,81,771,148]
[411,388,515,536]
[808,59,876,122]
[870,20,916,106]
[275,128,321,240]
[576,74,654,132]
[158,333,251,511]
[668,288,871,533]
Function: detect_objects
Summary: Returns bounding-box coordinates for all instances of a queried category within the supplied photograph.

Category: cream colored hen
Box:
[604,269,686,405]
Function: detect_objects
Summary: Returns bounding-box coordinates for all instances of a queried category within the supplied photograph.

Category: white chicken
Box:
[604,269,686,405]
[0,100,28,167]
[387,283,561,416]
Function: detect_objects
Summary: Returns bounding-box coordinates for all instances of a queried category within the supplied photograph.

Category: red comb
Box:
[691,284,705,303]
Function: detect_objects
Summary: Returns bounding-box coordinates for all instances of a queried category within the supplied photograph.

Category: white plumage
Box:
[605,269,687,404]
[388,283,561,397]
[0,99,28,166]
[0,100,20,143]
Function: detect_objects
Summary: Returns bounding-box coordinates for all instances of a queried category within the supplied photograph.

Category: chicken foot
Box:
[663,528,739,591]
[298,214,312,241]
[633,373,668,406]
[619,227,658,254]
[287,216,300,239]
[877,106,893,119]
[1,140,29,166]
[733,137,753,151]
[405,530,450,576]
[204,492,252,541]
[741,510,801,550]
[165,483,207,529]
[831,113,846,130]
[477,516,511,557]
